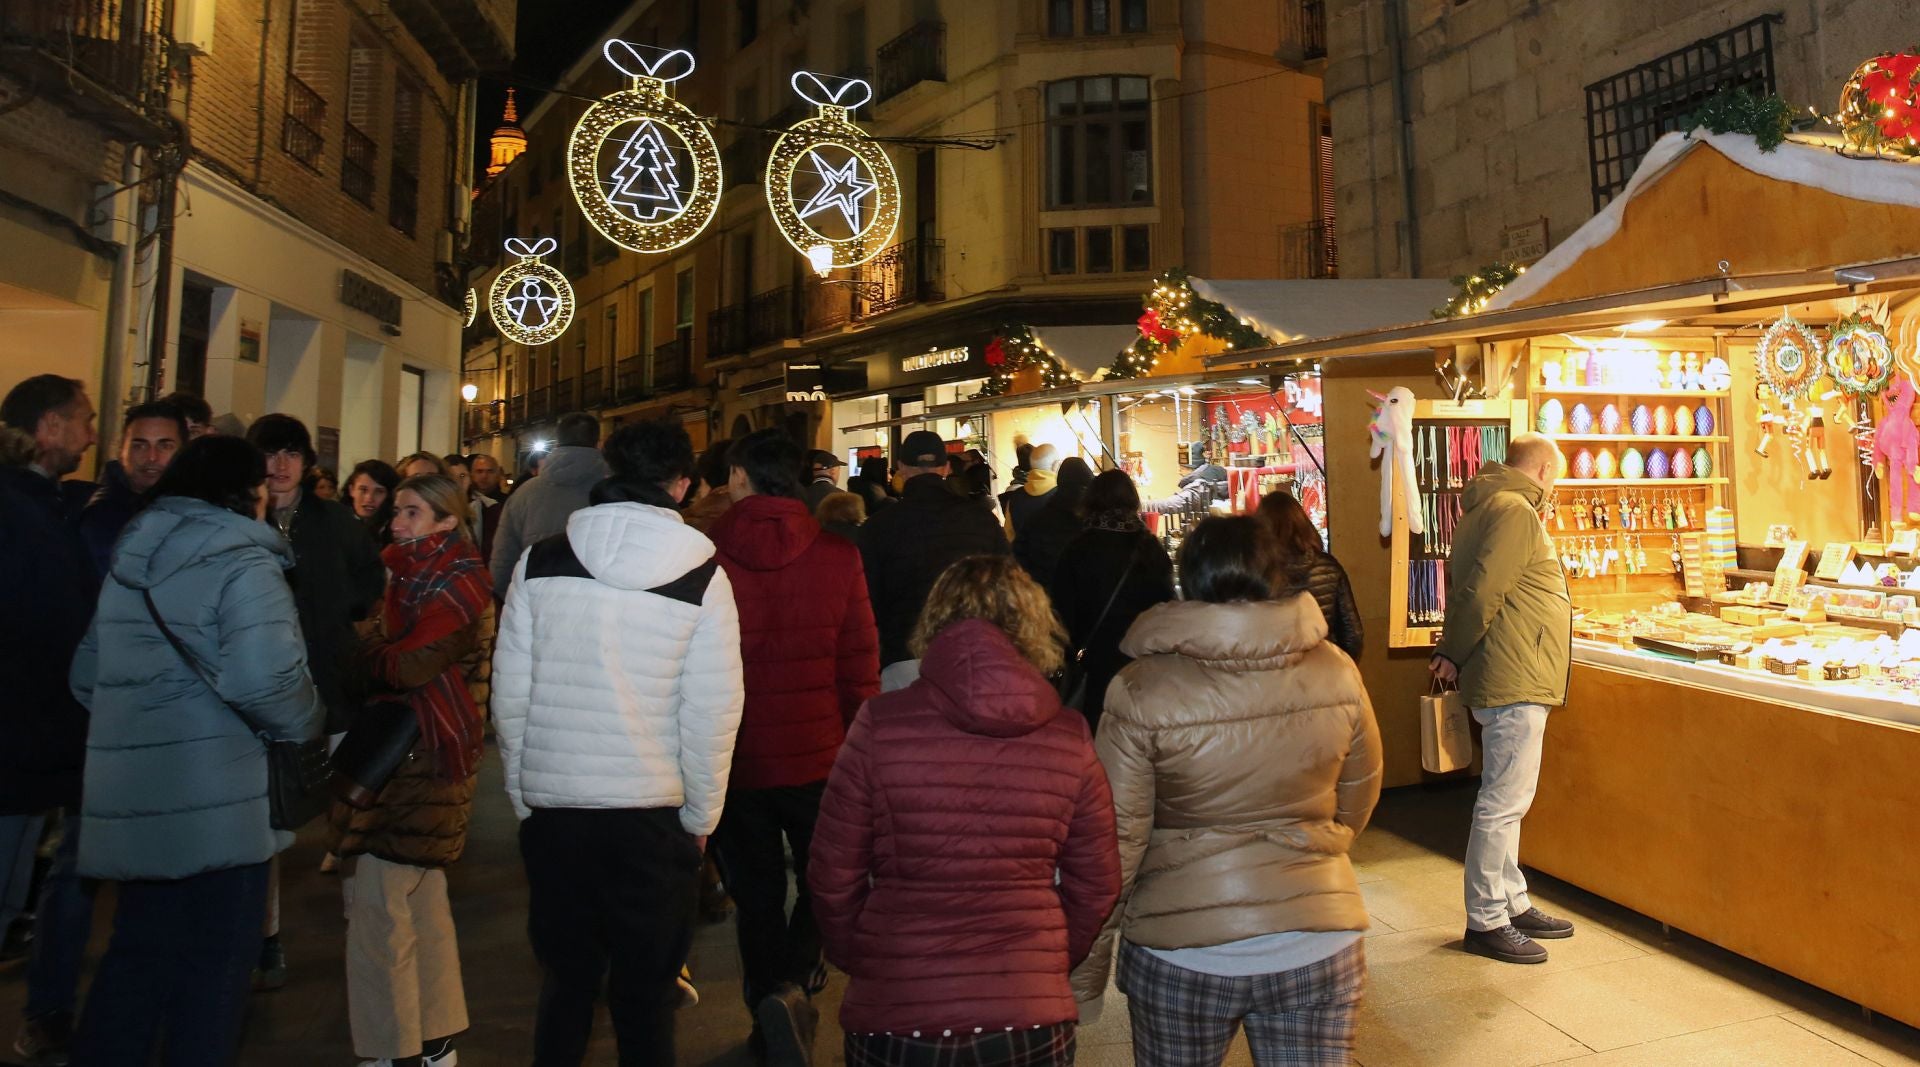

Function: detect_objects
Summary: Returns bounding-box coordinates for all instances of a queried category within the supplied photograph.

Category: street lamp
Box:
[461,382,479,402]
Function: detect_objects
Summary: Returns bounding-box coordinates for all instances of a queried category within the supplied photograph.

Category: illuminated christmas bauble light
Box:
[1840,50,1920,149]
[768,72,900,274]
[489,237,574,345]
[567,41,722,254]
[464,288,477,328]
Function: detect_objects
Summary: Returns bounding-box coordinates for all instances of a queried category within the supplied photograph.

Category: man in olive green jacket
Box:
[1430,433,1574,965]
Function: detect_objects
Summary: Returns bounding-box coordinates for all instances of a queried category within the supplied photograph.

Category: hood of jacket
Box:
[914,618,1063,738]
[1120,593,1328,669]
[1024,468,1059,497]
[710,494,820,571]
[538,445,610,489]
[110,495,293,591]
[564,500,714,591]
[1462,462,1546,514]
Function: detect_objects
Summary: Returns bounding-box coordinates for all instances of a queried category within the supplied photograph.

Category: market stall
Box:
[1209,128,1920,1028]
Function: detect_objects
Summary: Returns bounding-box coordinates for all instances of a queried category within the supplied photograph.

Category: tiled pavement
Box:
[4,761,1917,1066]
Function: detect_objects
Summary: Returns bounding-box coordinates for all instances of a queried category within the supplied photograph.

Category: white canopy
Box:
[1029,324,1140,379]
[1188,277,1456,345]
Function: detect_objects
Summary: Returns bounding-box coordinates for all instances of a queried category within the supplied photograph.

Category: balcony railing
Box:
[579,366,608,409]
[526,383,553,422]
[748,286,804,347]
[0,0,172,131]
[506,393,527,427]
[342,122,376,205]
[463,403,504,440]
[709,302,750,358]
[805,279,855,333]
[859,238,945,316]
[1282,218,1338,279]
[388,163,417,235]
[654,338,691,392]
[282,74,325,170]
[874,20,944,104]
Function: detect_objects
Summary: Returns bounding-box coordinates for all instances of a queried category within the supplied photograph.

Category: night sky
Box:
[474,0,641,174]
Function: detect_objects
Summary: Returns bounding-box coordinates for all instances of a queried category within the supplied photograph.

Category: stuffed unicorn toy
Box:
[1874,375,1920,520]
[1369,386,1422,537]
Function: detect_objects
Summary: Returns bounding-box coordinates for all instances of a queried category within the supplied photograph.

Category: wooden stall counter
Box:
[1524,646,1920,1028]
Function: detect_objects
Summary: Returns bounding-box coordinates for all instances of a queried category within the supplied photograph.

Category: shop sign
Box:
[902,346,969,374]
[786,362,829,403]
[339,269,403,329]
[1499,218,1550,265]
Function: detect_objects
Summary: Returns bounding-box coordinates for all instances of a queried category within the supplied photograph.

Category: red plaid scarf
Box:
[376,532,491,780]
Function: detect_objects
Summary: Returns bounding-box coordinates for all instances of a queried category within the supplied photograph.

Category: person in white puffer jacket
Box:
[492,418,744,1067]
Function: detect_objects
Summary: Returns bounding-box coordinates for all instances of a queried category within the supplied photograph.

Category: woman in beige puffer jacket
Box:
[1072,515,1382,1066]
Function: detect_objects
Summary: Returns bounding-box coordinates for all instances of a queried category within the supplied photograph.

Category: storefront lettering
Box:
[339,269,403,329]
[902,346,969,373]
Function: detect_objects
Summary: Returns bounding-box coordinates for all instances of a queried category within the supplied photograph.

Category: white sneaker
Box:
[678,965,700,1008]
[358,1050,456,1066]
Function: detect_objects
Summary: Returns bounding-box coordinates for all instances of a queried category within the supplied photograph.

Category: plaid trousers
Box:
[1116,938,1365,1067]
[843,1022,1076,1067]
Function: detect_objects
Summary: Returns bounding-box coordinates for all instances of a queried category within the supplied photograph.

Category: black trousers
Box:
[709,781,826,1008]
[519,807,701,1067]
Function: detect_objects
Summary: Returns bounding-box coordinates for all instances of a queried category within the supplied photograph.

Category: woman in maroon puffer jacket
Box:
[811,555,1122,1067]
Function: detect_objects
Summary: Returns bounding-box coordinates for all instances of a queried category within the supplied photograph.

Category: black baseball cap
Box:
[900,430,948,467]
[807,449,844,470]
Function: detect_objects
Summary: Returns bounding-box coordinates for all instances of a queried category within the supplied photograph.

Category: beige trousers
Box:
[343,854,469,1059]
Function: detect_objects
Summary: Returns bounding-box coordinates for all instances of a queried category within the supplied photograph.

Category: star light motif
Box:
[504,277,560,328]
[796,151,877,236]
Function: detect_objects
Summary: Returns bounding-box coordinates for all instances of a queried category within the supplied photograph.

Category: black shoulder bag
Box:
[143,590,332,831]
[1059,546,1141,712]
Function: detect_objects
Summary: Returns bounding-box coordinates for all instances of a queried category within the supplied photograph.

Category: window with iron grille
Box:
[342,31,381,206]
[283,74,326,170]
[1047,76,1152,208]
[1585,15,1780,211]
[388,74,421,235]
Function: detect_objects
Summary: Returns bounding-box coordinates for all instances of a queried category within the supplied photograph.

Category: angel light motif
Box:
[489,237,574,345]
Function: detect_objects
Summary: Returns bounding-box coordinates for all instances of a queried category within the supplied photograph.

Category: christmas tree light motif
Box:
[604,120,686,222]
[503,277,560,329]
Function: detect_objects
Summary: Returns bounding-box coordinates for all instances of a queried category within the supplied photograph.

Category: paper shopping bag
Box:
[1420,687,1474,774]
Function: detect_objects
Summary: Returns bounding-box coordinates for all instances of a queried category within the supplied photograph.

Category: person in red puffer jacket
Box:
[811,555,1121,1067]
[707,428,880,1063]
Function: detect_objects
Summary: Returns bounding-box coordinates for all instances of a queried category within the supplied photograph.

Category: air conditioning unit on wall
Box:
[175,0,216,55]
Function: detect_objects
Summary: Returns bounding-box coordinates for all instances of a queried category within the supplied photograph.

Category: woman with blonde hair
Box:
[332,473,490,1067]
[810,556,1121,1067]
[395,451,449,480]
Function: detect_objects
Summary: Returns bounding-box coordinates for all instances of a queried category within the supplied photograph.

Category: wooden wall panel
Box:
[1526,662,1920,1027]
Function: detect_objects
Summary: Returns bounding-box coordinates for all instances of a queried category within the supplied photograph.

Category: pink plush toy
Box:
[1873,375,1920,520]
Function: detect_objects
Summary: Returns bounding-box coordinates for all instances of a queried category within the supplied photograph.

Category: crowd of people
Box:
[1,369,1573,1067]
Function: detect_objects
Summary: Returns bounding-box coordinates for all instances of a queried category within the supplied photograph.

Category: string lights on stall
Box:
[1836,49,1920,157]
[1111,268,1273,380]
[973,324,1072,398]
[1434,262,1527,318]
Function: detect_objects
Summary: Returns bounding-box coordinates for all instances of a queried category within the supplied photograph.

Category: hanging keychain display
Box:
[766,72,901,274]
[567,41,722,254]
[489,238,574,346]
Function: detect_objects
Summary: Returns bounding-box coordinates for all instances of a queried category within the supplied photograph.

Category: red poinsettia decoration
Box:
[1138,308,1179,345]
[984,337,1007,367]
[1843,50,1920,144]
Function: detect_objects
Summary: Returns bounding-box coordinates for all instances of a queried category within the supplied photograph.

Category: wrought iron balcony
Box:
[857,238,945,316]
[1296,0,1326,61]
[0,0,173,139]
[747,286,804,348]
[614,354,649,403]
[579,366,608,409]
[653,338,691,392]
[804,278,855,334]
[526,384,553,422]
[874,20,944,104]
[709,302,750,358]
[505,393,527,427]
[283,75,325,170]
[342,122,377,205]
[1282,218,1338,279]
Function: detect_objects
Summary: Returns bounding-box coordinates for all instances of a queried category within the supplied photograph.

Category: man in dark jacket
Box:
[466,452,505,562]
[0,375,100,1065]
[860,430,1009,666]
[708,429,879,1060]
[1013,456,1093,586]
[1431,433,1574,965]
[489,413,610,598]
[78,400,187,575]
[800,449,843,514]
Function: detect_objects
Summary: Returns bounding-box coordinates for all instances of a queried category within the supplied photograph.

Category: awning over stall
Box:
[1029,325,1139,380]
[1190,277,1455,343]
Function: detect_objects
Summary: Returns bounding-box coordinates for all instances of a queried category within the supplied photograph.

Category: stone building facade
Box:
[464,0,1338,468]
[1324,0,1902,281]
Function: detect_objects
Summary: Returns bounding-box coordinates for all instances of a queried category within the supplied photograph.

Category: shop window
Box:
[1047,76,1152,208]
[1047,228,1077,274]
[1085,226,1114,273]
[1122,224,1150,272]
[1585,14,1778,211]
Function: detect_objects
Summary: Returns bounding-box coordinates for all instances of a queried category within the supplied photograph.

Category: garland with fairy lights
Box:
[973,324,1073,398]
[1433,262,1526,318]
[1108,268,1273,380]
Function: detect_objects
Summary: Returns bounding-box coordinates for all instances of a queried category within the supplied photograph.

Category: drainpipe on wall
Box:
[101,147,142,417]
[1385,0,1421,277]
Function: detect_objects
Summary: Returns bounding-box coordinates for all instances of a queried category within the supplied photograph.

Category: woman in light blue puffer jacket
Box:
[68,434,324,1065]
